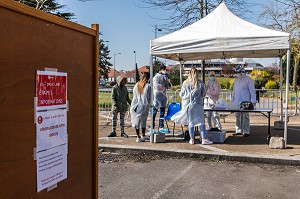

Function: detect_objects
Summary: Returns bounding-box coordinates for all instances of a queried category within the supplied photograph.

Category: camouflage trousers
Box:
[112,110,126,134]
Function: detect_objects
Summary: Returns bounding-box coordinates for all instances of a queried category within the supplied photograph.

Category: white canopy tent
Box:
[149,2,291,145]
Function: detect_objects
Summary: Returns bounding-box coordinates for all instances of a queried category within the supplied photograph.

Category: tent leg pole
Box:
[279,56,283,121]
[201,60,205,83]
[179,61,183,87]
[284,48,291,147]
[150,55,154,143]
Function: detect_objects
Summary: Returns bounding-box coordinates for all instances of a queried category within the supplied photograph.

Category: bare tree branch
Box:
[138,0,258,32]
[258,0,300,88]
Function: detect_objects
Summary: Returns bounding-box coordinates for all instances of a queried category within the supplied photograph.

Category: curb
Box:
[99,144,300,166]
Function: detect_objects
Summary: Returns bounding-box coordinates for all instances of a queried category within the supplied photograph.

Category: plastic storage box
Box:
[154,133,165,143]
[206,128,227,143]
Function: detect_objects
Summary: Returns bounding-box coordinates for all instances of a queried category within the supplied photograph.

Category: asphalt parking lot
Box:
[99,153,300,199]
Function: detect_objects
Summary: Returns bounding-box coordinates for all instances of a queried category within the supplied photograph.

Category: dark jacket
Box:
[111,76,131,112]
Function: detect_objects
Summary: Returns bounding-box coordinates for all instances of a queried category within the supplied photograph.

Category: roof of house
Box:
[108,65,174,78]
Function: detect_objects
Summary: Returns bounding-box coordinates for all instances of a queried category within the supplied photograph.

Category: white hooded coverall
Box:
[232,75,256,134]
[205,79,222,130]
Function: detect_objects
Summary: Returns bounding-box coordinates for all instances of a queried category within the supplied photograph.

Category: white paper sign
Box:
[36,144,67,192]
[36,109,67,151]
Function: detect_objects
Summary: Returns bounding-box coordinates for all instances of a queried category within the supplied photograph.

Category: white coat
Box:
[205,79,222,129]
[171,80,206,128]
[232,75,256,135]
[205,79,221,104]
[179,86,190,109]
[152,73,172,108]
[130,83,151,128]
[232,75,256,103]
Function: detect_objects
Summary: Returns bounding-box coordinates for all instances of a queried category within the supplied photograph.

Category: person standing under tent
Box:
[205,71,222,130]
[107,76,132,138]
[171,67,213,145]
[152,65,172,133]
[232,65,256,137]
[130,72,151,142]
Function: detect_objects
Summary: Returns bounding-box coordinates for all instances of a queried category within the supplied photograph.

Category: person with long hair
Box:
[172,67,213,145]
[130,72,151,142]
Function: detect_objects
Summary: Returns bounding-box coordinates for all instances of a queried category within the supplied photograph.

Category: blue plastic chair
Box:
[159,102,183,137]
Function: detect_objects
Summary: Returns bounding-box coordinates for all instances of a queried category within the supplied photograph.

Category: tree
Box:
[99,39,112,80]
[140,0,257,31]
[135,63,140,83]
[153,60,164,75]
[15,0,74,20]
[221,64,235,77]
[152,60,184,86]
[258,0,300,90]
[250,70,270,89]
[168,65,184,86]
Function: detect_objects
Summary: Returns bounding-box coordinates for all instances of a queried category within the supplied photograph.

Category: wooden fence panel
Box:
[0,1,98,198]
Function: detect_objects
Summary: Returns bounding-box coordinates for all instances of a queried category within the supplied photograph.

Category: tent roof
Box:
[150,2,290,61]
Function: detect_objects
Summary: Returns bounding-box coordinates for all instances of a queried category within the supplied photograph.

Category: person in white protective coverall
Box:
[130,72,151,142]
[171,67,213,145]
[152,65,172,133]
[205,71,222,130]
[232,65,256,137]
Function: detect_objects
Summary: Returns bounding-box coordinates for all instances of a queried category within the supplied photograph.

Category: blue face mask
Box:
[209,76,215,81]
[236,73,242,79]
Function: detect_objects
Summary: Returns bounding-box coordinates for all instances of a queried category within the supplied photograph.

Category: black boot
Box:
[121,132,129,138]
[108,132,116,137]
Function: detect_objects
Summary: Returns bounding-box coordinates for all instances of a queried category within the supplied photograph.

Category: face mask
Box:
[241,72,246,77]
[209,76,215,81]
[161,70,166,75]
[236,73,242,79]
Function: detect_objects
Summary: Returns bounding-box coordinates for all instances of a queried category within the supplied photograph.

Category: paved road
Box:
[99,153,300,199]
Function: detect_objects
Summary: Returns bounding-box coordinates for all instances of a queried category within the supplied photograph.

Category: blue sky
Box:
[60,0,278,71]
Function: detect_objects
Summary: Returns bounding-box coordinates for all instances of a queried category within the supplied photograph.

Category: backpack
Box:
[240,101,254,110]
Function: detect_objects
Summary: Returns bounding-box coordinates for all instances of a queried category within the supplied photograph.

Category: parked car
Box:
[99,79,106,86]
[110,81,116,86]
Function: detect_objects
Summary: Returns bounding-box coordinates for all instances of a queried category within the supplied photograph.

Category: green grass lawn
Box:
[98,91,134,110]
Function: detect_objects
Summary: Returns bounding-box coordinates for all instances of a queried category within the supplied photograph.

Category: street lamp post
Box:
[134,51,137,67]
[155,24,162,39]
[113,52,121,82]
[154,25,162,63]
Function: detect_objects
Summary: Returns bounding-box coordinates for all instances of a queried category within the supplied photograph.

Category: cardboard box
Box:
[206,129,226,143]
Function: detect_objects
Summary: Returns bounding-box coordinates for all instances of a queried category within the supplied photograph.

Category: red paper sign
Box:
[36,71,67,110]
